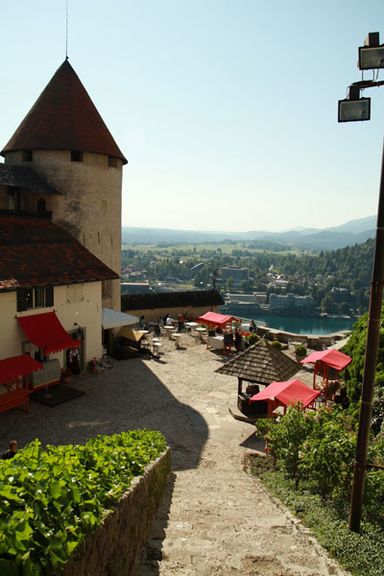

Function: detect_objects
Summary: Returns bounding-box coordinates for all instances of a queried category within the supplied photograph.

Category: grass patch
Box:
[248,456,384,576]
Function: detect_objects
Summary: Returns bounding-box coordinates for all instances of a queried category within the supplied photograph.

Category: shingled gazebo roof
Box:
[216,339,299,385]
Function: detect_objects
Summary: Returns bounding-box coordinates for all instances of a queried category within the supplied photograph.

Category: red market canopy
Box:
[197,311,237,327]
[300,349,352,371]
[250,379,320,409]
[0,354,43,385]
[17,312,81,354]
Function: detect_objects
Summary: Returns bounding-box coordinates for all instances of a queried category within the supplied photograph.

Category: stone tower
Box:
[1,59,127,311]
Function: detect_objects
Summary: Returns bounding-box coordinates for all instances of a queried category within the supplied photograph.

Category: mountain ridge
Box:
[122,215,376,251]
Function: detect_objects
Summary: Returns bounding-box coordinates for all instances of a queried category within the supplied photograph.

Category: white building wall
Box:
[0,291,22,359]
[54,282,103,362]
[0,282,103,365]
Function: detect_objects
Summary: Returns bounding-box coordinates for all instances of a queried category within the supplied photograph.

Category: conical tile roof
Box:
[216,339,299,385]
[1,60,127,164]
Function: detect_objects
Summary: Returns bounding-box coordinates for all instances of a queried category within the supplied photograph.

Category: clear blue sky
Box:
[1,1,384,232]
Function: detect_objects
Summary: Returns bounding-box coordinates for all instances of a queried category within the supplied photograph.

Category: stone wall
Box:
[61,448,171,576]
[121,304,220,324]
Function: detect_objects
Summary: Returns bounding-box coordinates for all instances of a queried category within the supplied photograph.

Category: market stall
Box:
[197,312,239,352]
[0,354,43,413]
[300,349,352,391]
[17,311,81,391]
[250,378,320,417]
[196,311,237,328]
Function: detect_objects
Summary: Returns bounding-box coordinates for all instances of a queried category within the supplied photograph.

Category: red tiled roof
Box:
[1,60,127,164]
[0,214,119,290]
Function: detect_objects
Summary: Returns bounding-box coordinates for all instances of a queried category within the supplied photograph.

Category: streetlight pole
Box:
[349,143,384,532]
[338,32,384,532]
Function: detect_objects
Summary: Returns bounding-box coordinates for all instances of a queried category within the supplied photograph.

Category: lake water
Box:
[221,308,358,335]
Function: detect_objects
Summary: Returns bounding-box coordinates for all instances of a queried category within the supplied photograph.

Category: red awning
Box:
[300,349,352,371]
[250,379,320,408]
[0,354,43,385]
[197,311,238,327]
[17,312,81,354]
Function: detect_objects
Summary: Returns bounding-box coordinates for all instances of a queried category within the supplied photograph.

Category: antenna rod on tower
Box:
[65,0,69,60]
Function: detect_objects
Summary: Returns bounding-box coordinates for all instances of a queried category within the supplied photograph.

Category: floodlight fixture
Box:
[338,94,371,123]
[358,32,384,70]
[359,45,384,70]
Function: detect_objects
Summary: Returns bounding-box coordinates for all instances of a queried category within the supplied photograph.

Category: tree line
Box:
[122,238,374,315]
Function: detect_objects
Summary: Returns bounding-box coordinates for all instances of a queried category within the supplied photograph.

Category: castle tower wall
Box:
[5,149,122,310]
[1,60,127,312]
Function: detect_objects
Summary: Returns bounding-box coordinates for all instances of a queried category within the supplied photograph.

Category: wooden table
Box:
[163,326,175,338]
[185,322,199,331]
[172,333,182,349]
[152,339,162,357]
[195,327,207,342]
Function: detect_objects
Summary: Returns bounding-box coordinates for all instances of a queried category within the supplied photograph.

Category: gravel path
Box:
[0,333,350,576]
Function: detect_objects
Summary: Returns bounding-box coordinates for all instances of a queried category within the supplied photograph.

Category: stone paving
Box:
[0,333,351,576]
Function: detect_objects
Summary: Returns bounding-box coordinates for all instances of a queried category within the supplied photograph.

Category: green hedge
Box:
[0,430,167,576]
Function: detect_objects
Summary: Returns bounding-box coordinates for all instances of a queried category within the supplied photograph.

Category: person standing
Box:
[1,440,18,460]
[234,329,243,352]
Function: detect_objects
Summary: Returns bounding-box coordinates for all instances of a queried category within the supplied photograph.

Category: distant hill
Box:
[122,215,376,251]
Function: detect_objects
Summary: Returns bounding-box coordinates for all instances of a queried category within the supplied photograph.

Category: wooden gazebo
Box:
[216,340,299,418]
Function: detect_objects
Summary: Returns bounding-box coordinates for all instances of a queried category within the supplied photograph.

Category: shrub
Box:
[0,430,167,575]
[270,340,282,351]
[294,344,307,358]
[247,334,258,346]
[267,405,357,500]
[254,417,273,439]
[267,406,315,485]
[299,407,356,499]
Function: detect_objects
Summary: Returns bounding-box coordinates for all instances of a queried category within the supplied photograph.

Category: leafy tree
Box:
[343,310,384,426]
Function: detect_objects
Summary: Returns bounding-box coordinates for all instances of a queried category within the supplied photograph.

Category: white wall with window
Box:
[0,281,103,364]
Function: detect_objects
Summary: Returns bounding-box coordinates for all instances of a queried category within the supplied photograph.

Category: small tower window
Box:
[108,156,118,168]
[71,150,83,162]
[22,150,33,162]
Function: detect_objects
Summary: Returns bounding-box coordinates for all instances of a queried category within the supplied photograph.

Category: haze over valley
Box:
[122,215,375,252]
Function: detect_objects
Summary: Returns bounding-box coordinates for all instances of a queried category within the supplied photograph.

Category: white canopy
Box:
[102,308,139,329]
